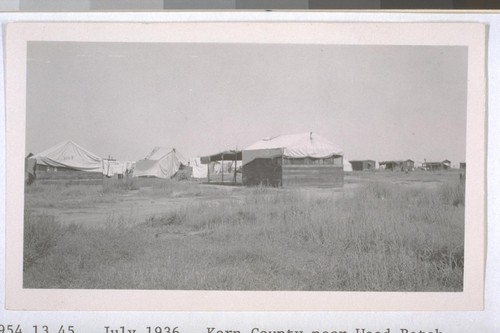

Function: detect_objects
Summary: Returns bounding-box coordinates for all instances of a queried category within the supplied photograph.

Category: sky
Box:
[26,41,468,163]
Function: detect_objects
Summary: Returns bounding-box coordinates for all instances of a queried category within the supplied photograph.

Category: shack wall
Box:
[242,157,282,186]
[282,164,344,187]
[350,160,375,171]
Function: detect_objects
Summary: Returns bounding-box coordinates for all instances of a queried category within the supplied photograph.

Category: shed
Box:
[242,132,344,187]
[423,160,451,171]
[349,160,376,171]
[402,159,415,171]
[379,160,403,171]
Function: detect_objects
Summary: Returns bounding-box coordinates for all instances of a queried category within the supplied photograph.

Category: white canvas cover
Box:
[30,140,102,172]
[188,157,208,179]
[243,132,343,165]
[134,147,186,179]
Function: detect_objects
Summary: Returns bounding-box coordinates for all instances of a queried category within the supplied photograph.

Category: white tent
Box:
[134,147,186,179]
[188,157,208,179]
[29,140,103,173]
[243,132,344,165]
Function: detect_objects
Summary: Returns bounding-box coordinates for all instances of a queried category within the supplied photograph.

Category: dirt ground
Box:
[27,170,459,229]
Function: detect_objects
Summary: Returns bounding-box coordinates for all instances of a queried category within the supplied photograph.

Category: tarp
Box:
[243,132,343,165]
[29,140,103,172]
[188,157,208,179]
[134,147,186,179]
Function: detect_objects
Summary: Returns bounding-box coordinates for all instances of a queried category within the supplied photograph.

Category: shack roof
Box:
[200,150,242,164]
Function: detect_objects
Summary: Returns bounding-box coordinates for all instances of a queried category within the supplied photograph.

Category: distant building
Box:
[380,160,401,171]
[460,162,466,170]
[402,159,415,171]
[349,160,376,171]
[423,160,452,171]
[379,159,415,172]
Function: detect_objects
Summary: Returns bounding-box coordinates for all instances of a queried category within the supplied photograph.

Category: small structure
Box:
[200,150,242,184]
[460,162,466,170]
[379,160,402,171]
[442,160,451,170]
[423,160,452,171]
[242,132,344,187]
[134,147,187,179]
[349,160,376,171]
[379,159,414,172]
[401,159,415,171]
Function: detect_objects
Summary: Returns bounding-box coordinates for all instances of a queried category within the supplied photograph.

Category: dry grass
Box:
[23,174,465,291]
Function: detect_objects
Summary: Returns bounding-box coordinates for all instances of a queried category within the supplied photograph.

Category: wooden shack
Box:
[423,160,451,171]
[349,160,376,171]
[380,160,402,171]
[402,159,415,171]
[379,159,414,171]
[242,132,344,187]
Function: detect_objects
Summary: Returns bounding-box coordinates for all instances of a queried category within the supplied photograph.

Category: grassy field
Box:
[23,171,465,291]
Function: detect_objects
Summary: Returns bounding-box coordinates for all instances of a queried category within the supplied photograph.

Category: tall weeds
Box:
[23,178,465,291]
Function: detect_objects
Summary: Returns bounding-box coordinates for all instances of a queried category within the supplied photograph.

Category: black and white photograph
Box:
[5,22,486,311]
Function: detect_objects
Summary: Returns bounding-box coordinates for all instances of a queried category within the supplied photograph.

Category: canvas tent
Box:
[242,132,344,187]
[134,147,186,179]
[29,140,103,173]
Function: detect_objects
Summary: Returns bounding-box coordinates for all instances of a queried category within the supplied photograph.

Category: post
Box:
[207,158,210,183]
[221,154,224,183]
[234,153,237,184]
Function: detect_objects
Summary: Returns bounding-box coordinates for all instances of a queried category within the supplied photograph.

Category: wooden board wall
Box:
[282,165,344,187]
[242,158,282,186]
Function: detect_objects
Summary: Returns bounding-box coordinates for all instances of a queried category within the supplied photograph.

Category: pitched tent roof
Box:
[244,132,343,158]
[30,140,102,172]
[134,147,187,179]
